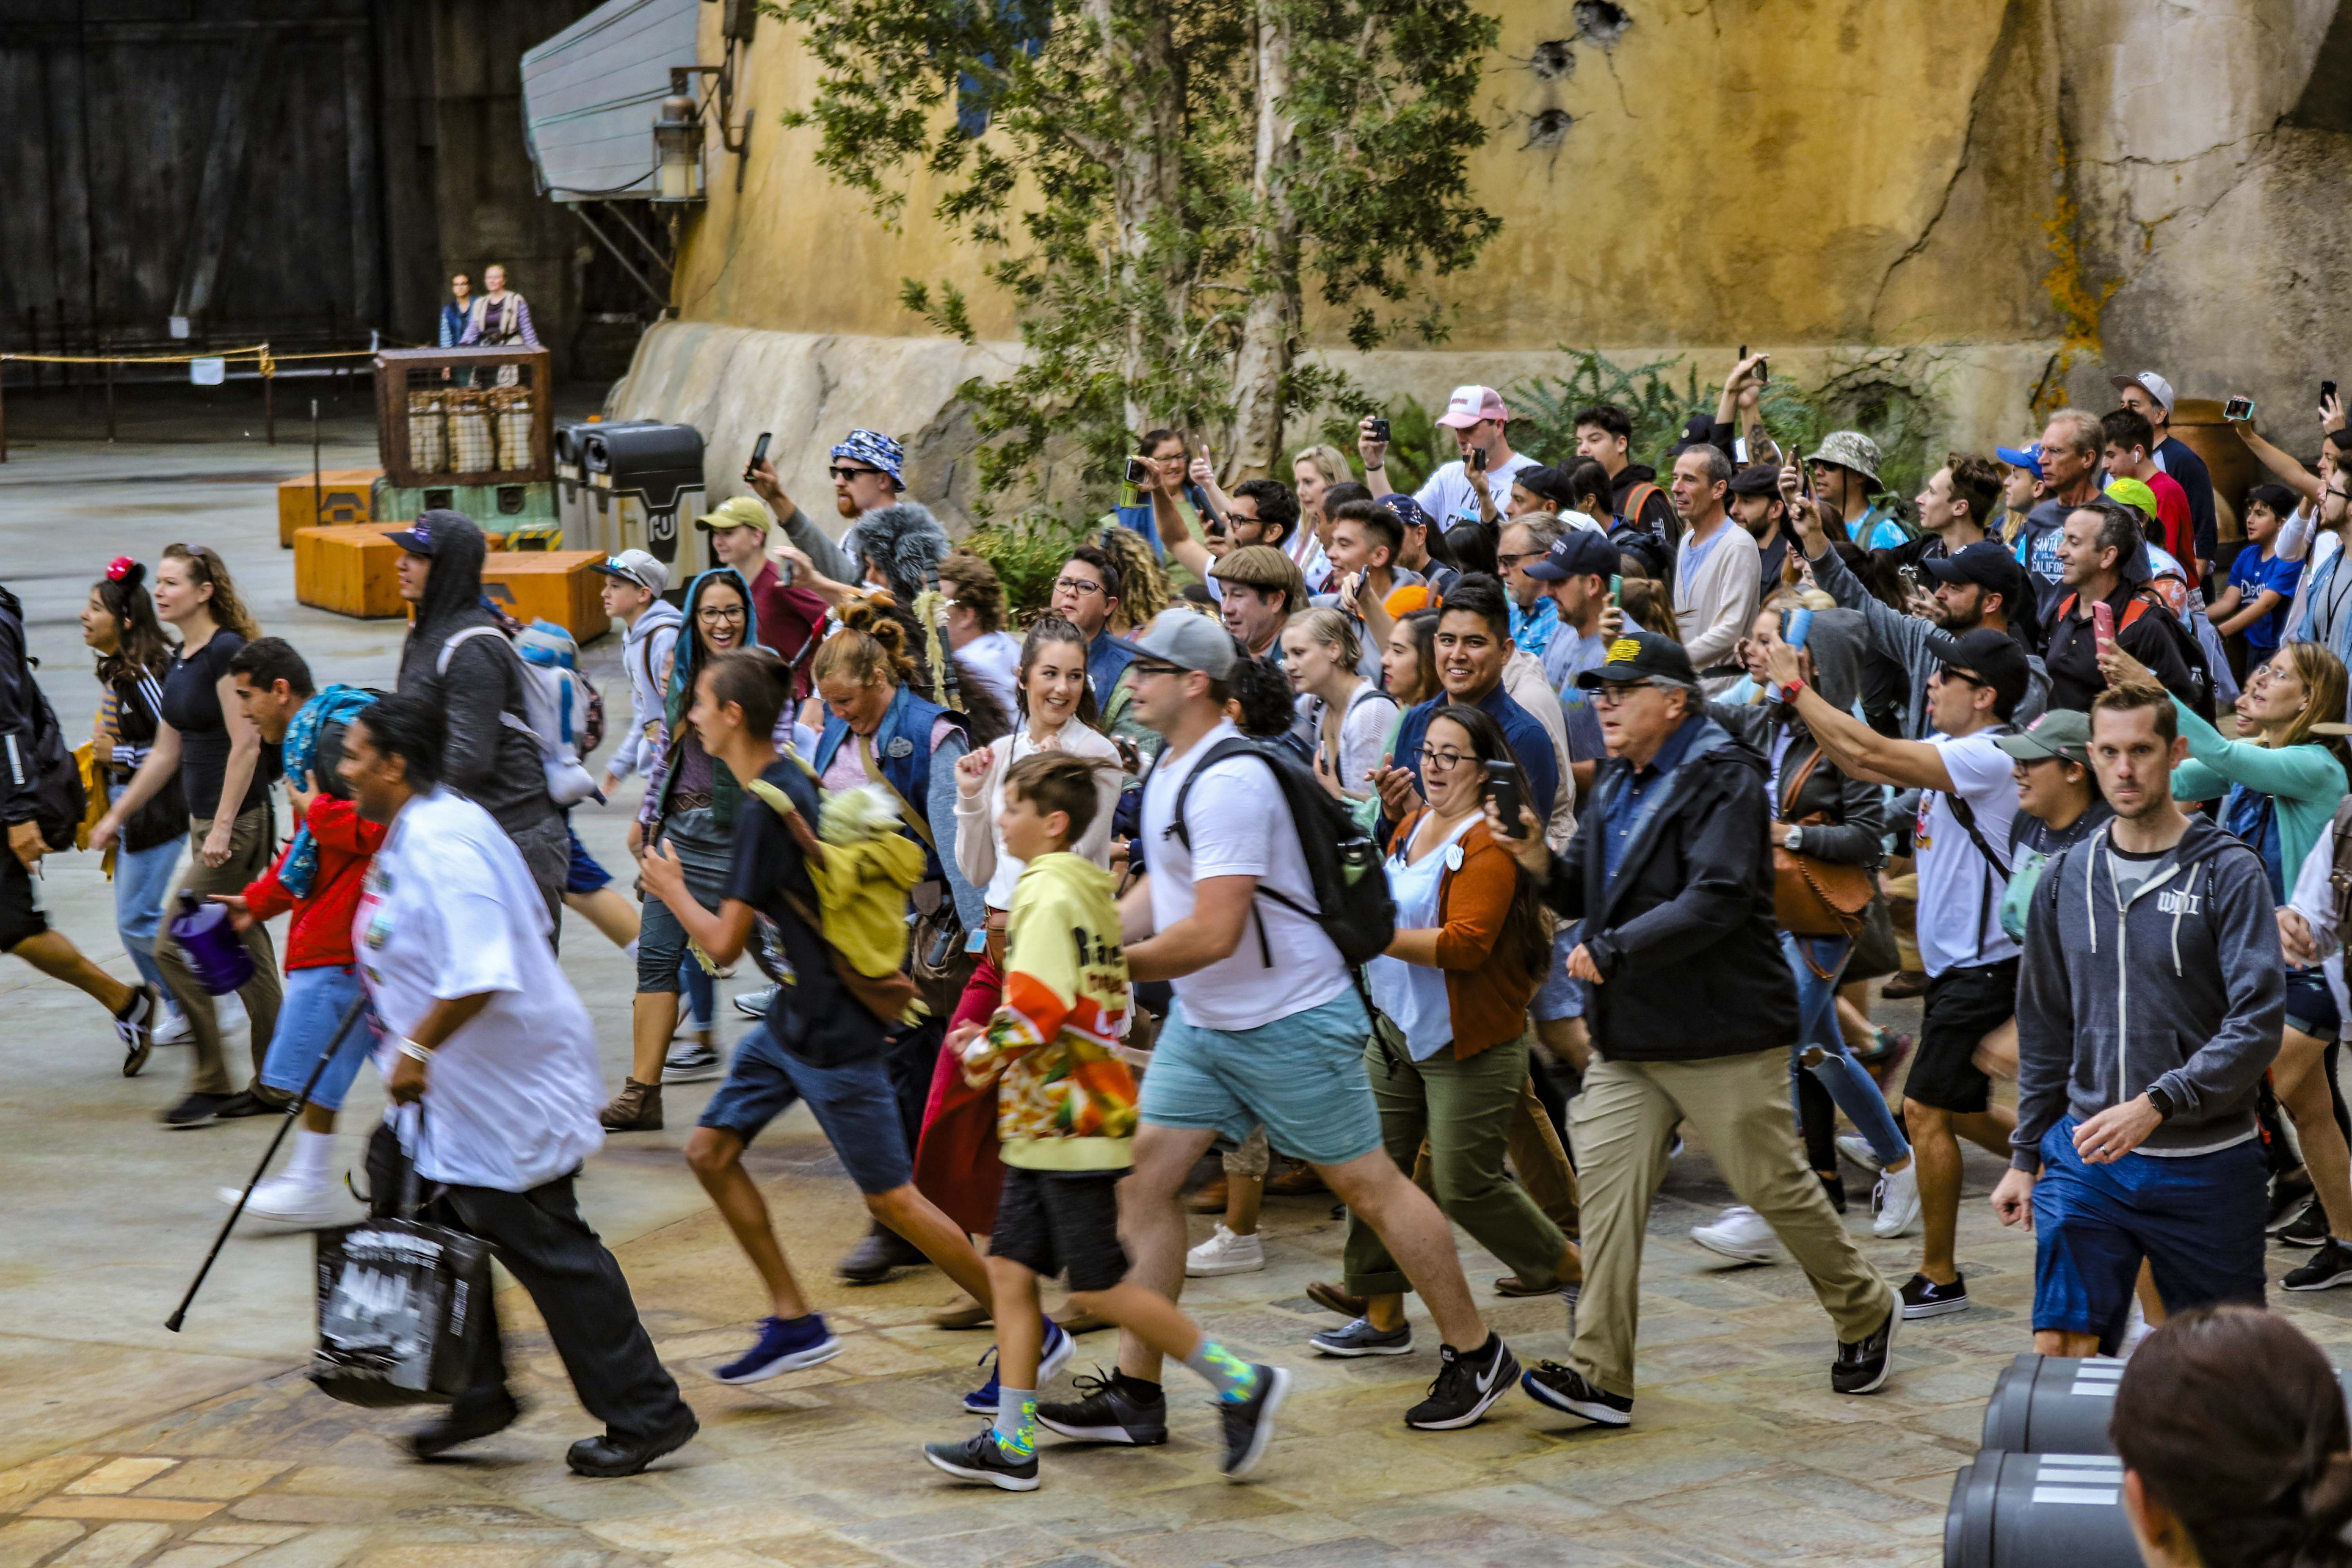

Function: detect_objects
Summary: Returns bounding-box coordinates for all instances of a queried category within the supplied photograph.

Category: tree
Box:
[767,0,1501,504]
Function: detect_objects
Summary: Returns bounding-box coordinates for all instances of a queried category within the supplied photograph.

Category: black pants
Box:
[372,1125,688,1440]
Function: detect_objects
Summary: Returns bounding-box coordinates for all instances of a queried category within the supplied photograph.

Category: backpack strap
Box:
[435,624,539,746]
[1169,737,1284,967]
[1942,788,2012,880]
[1776,745,1829,822]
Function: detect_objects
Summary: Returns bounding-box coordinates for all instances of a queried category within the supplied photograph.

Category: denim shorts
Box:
[2287,966,2341,1040]
[1532,922,1584,1022]
[698,1019,912,1194]
[1139,990,1380,1168]
[258,964,374,1112]
[563,826,612,895]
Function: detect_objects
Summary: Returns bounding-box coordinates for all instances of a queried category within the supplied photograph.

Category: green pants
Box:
[1343,1026,1568,1298]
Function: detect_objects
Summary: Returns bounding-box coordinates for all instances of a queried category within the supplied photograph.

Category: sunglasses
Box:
[829,465,885,483]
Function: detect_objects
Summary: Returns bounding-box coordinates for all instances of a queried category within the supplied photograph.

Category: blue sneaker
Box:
[962,1319,1073,1413]
[711,1314,842,1384]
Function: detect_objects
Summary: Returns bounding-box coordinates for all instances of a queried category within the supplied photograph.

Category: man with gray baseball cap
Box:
[2110,370,2217,567]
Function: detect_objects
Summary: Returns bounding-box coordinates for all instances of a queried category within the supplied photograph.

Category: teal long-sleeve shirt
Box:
[2168,695,2348,887]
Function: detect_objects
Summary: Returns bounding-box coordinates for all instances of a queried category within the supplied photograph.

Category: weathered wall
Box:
[617,0,2352,524]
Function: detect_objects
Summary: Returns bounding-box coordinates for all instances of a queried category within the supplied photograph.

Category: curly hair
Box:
[812,594,919,689]
[1094,527,1168,631]
[940,548,1005,633]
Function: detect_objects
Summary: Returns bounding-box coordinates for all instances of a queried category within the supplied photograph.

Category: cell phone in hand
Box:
[1124,455,1151,487]
[1469,446,1488,474]
[2092,600,2116,650]
[2325,381,2338,405]
[2224,396,2256,422]
[1483,759,1526,838]
[1608,573,1622,606]
[743,431,772,483]
[1369,416,1392,444]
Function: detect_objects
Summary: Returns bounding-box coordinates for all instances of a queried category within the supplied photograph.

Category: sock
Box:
[1184,1340,1259,1404]
[1114,1370,1162,1399]
[993,1386,1036,1459]
[285,1129,334,1187]
[623,939,640,962]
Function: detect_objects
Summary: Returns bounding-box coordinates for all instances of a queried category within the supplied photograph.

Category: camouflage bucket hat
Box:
[1805,430,1884,487]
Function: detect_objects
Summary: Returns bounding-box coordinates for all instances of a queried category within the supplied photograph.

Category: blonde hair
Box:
[2269,641,2350,754]
[812,595,918,689]
[1285,606,1362,675]
[1292,443,1352,490]
[161,543,260,642]
[1094,527,1168,631]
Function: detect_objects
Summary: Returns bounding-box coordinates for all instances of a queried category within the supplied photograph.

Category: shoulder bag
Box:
[1771,746,1876,938]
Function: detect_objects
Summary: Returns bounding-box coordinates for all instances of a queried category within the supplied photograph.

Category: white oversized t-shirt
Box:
[1911,731,2024,976]
[355,788,604,1192]
[1140,719,1352,1031]
[1415,452,1541,534]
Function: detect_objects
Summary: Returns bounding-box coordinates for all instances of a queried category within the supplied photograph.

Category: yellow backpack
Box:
[741,772,927,1025]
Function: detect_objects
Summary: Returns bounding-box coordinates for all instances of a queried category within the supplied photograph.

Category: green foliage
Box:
[1317,394,1439,495]
[959,510,1091,619]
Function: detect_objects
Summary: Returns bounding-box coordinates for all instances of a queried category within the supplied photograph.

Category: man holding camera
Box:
[1359,386,1539,534]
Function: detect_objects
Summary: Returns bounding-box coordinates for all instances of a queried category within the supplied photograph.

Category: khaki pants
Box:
[154,808,283,1098]
[1412,1078,1581,1239]
[1568,1048,1893,1399]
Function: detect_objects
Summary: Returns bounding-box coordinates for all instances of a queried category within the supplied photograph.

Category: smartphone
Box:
[1369,416,1392,444]
[1483,759,1526,838]
[1739,344,1747,360]
[1469,446,1488,474]
[1608,573,1622,606]
[1784,606,1813,650]
[2224,396,2256,422]
[2092,600,2116,649]
[1204,514,1228,539]
[1758,355,1769,385]
[1124,455,1151,487]
[2325,381,2338,405]
[743,431,772,482]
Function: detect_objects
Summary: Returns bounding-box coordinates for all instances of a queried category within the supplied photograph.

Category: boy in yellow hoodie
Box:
[922,751,1291,1490]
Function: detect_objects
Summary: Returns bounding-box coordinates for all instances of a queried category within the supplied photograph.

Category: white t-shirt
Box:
[1140,719,1352,1030]
[355,788,604,1192]
[957,629,1022,719]
[1414,451,1541,534]
[1911,731,2024,976]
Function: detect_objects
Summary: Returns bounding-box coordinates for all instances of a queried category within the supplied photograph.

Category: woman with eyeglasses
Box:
[1303,702,1578,1357]
[1285,607,1396,800]
[603,569,759,1132]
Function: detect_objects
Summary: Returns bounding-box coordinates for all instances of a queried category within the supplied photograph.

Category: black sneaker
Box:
[2279,1198,2330,1248]
[1520,1360,1633,1426]
[214,1089,282,1120]
[115,985,157,1077]
[2270,1169,2318,1230]
[1404,1334,1518,1430]
[664,1041,723,1083]
[1217,1365,1290,1480]
[1832,1306,1899,1394]
[1898,1272,1969,1319]
[162,1091,230,1129]
[2286,1237,2352,1291]
[1034,1369,1169,1446]
[923,1426,1040,1492]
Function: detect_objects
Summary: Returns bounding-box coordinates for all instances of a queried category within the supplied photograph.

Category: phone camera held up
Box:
[1124,455,1152,488]
[743,431,772,483]
[2224,396,2256,422]
[1368,416,1392,444]
[1483,759,1526,839]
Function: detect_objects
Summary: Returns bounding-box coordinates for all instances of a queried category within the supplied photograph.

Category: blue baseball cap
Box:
[1525,528,1621,582]
[1995,442,2044,480]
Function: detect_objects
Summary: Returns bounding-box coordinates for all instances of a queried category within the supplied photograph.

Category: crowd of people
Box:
[4,359,2349,1499]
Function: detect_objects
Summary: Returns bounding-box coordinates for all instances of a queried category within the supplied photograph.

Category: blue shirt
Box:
[2228,545,2303,650]
[1541,624,1610,762]
[1390,681,1559,827]
[1510,595,1559,661]
[1087,630,1138,711]
[1601,713,1705,882]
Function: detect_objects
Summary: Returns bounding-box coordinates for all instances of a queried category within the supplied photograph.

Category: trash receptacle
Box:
[1944,1450,2134,1568]
[583,423,706,576]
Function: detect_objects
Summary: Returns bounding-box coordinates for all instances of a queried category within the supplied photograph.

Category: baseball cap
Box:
[1728,463,1782,497]
[1435,385,1510,430]
[2108,371,2176,414]
[1804,431,1883,486]
[1377,494,1437,535]
[385,507,466,556]
[1921,540,2025,593]
[1574,628,1699,691]
[1996,708,2091,768]
[693,495,771,535]
[590,548,669,595]
[1112,608,1238,682]
[1940,626,2031,715]
[2104,477,2159,521]
[1994,442,2045,480]
[1525,528,1621,582]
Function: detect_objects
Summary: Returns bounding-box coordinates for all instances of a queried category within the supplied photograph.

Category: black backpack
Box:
[1167,735,1395,968]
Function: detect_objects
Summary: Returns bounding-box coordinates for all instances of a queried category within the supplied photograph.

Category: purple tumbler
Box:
[169,891,255,995]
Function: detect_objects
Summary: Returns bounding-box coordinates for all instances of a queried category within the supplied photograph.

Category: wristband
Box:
[2145,1083,2177,1121]
[1364,461,1385,472]
[397,1038,434,1064]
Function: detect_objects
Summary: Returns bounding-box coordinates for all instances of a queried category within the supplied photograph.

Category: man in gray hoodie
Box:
[1995,682,2282,1357]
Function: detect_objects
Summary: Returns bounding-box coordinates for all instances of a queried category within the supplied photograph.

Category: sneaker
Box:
[216,1173,332,1226]
[114,985,157,1077]
[1871,1162,1922,1239]
[2279,1198,2330,1248]
[663,1041,722,1083]
[923,1426,1039,1491]
[2286,1237,2352,1291]
[2270,1169,2318,1230]
[1690,1205,1781,1265]
[838,1221,927,1283]
[152,1006,194,1046]
[214,1089,281,1119]
[1035,1369,1169,1446]
[2119,1298,2152,1357]
[1217,1364,1290,1480]
[1404,1334,1518,1430]
[1309,1316,1413,1357]
[1831,1306,1898,1394]
[1837,1134,1886,1174]
[1186,1224,1265,1278]
[161,1091,230,1129]
[599,1078,663,1132]
[711,1314,842,1383]
[1898,1272,1969,1319]
[1520,1360,1633,1427]
[963,1319,1073,1414]
[733,985,778,1019]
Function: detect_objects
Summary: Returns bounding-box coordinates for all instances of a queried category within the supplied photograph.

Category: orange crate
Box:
[277,470,383,548]
[294,524,409,619]
[480,550,610,643]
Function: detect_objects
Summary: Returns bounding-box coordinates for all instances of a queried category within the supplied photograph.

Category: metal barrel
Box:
[1983,1353,2352,1455]
[1945,1450,2136,1568]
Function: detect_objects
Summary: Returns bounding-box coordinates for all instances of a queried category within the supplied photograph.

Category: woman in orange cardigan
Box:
[1307,703,1583,1361]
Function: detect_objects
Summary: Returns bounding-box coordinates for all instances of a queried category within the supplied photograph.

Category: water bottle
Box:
[168,891,255,996]
[1785,606,1814,650]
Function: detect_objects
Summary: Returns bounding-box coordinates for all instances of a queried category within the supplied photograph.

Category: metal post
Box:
[2,356,9,463]
[264,360,275,446]
[24,309,38,398]
[104,355,115,442]
[311,399,322,524]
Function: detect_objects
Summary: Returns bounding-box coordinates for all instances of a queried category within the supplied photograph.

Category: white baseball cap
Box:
[590,548,669,595]
[2108,371,2176,414]
[1435,385,1510,430]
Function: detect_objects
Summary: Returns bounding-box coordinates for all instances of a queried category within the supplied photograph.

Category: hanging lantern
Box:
[653,93,705,203]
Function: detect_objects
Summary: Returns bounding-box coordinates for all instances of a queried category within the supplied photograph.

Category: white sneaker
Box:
[2119,1298,2152,1358]
[217,1174,334,1227]
[153,1007,194,1046]
[1837,1135,1886,1174]
[1871,1161,1922,1239]
[1691,1205,1782,1265]
[1186,1223,1265,1278]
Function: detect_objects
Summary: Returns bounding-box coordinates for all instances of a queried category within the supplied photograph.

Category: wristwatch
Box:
[2144,1084,2177,1121]
[1781,678,1808,704]
[1781,826,1805,851]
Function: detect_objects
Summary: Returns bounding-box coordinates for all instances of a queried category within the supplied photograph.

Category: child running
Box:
[923,751,1289,1491]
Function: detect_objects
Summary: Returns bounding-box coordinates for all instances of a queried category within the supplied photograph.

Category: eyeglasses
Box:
[1590,681,1655,707]
[1053,575,1107,597]
[697,603,747,622]
[1494,552,1531,571]
[829,465,884,483]
[1415,744,1470,770]
[1129,661,1183,680]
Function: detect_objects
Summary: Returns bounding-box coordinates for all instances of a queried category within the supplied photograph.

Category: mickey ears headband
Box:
[105,556,137,582]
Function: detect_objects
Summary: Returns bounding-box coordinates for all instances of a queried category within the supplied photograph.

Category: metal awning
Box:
[521,0,703,202]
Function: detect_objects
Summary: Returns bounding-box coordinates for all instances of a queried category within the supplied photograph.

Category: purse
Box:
[1771,746,1875,938]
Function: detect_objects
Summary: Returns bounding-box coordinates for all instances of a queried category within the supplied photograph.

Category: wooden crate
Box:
[276,469,383,548]
[374,348,554,489]
[480,550,610,642]
[294,524,408,619]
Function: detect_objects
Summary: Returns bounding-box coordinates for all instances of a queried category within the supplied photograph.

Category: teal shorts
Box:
[1140,990,1379,1168]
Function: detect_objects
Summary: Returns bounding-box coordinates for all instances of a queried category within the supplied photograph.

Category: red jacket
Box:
[241,794,385,971]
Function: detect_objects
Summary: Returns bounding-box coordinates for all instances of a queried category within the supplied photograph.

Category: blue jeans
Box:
[1781,932,1909,1167]
[108,782,178,1001]
[679,955,713,1033]
[257,964,374,1112]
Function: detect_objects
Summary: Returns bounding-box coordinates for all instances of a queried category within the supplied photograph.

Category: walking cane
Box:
[165,993,371,1332]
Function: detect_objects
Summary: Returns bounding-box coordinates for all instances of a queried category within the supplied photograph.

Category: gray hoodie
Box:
[606,597,682,783]
[2012,813,2284,1171]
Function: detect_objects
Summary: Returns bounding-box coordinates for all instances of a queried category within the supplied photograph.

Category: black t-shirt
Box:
[160,632,275,821]
[2043,590,2195,713]
[726,757,879,1064]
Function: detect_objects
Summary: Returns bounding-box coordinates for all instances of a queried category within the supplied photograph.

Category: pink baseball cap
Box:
[1435,385,1510,429]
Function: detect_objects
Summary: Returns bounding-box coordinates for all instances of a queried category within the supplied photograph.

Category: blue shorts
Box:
[1532,922,1584,1022]
[258,964,374,1112]
[697,1018,912,1194]
[2287,966,2340,1040]
[564,827,612,895]
[1140,990,1380,1168]
[2032,1116,2267,1353]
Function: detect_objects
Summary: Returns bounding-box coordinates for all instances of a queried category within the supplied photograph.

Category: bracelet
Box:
[1364,461,1384,472]
[397,1038,434,1064]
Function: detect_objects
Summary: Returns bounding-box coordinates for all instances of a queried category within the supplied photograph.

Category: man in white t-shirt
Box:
[1763,626,2030,1324]
[342,693,697,1478]
[1359,385,1539,534]
[1045,609,1517,1440]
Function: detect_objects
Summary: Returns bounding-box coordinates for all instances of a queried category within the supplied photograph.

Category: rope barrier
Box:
[0,345,405,370]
